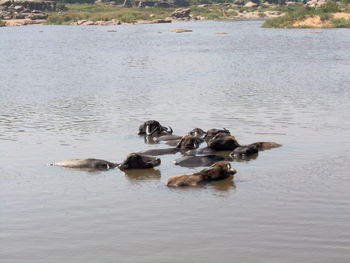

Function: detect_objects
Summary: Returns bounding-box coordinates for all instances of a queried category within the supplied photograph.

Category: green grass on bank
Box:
[0,19,5,26]
[47,3,277,24]
[47,4,176,24]
[263,1,350,28]
[331,17,350,26]
[46,2,350,27]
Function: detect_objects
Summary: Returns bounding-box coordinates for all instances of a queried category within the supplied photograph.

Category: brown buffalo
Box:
[207,134,240,151]
[167,161,236,187]
[176,135,202,151]
[249,142,282,150]
[188,128,206,138]
[204,128,231,143]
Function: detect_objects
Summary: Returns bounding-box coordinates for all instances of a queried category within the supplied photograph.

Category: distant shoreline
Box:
[1,3,283,27]
[1,16,268,27]
[1,2,350,28]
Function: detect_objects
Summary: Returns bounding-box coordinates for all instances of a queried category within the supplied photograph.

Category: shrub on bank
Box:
[263,1,350,28]
[263,6,310,27]
[332,17,350,27]
[47,4,175,24]
[0,19,5,27]
[319,0,341,13]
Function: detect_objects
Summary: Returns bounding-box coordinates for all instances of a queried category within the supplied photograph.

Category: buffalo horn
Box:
[146,125,151,135]
[149,126,159,136]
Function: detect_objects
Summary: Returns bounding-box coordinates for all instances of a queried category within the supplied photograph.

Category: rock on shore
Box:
[0,0,53,25]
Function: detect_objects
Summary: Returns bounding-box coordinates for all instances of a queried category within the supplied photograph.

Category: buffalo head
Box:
[188,128,206,138]
[176,135,202,151]
[138,120,173,136]
[118,153,161,170]
[230,144,259,159]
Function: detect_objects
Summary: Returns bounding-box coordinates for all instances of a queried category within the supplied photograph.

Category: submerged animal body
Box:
[51,153,161,171]
[50,159,118,170]
[154,135,182,142]
[178,140,281,166]
[139,148,180,156]
[230,144,259,159]
[167,161,236,187]
[118,153,161,170]
[154,128,206,145]
[174,154,227,168]
[250,142,282,151]
[138,120,173,136]
[140,135,202,156]
[230,141,281,159]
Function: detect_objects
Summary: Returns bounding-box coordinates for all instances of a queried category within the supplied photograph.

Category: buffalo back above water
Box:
[167,161,236,187]
[204,128,231,143]
[207,135,240,151]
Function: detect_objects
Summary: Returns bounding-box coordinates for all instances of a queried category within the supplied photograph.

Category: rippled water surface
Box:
[1,21,350,263]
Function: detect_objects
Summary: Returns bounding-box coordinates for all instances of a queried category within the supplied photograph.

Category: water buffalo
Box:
[139,135,202,156]
[174,154,227,167]
[204,128,231,143]
[188,128,206,138]
[207,134,240,151]
[176,141,281,167]
[50,158,118,170]
[138,120,173,136]
[118,153,161,170]
[230,142,281,159]
[176,135,202,151]
[51,153,161,171]
[230,144,259,159]
[249,141,282,150]
[167,161,236,187]
[153,128,206,146]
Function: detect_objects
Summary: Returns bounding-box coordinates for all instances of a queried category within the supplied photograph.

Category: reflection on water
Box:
[124,168,161,181]
[1,21,350,263]
[143,136,159,144]
[211,177,236,192]
[232,153,259,162]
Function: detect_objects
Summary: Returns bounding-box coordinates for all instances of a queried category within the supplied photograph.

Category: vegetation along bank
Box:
[0,0,349,27]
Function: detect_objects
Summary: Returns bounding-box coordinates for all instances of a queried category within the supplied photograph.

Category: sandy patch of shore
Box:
[333,12,350,19]
[292,16,331,28]
[4,19,47,26]
[291,12,350,28]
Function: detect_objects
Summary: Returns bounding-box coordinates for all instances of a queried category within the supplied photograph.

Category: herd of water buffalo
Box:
[51,120,281,187]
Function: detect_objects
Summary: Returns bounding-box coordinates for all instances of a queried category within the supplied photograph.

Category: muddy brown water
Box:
[1,21,350,262]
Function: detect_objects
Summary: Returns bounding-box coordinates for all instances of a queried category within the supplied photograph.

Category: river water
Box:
[1,20,350,262]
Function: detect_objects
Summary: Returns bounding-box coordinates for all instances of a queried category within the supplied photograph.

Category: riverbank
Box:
[1,3,284,26]
[263,1,350,28]
[2,1,350,28]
